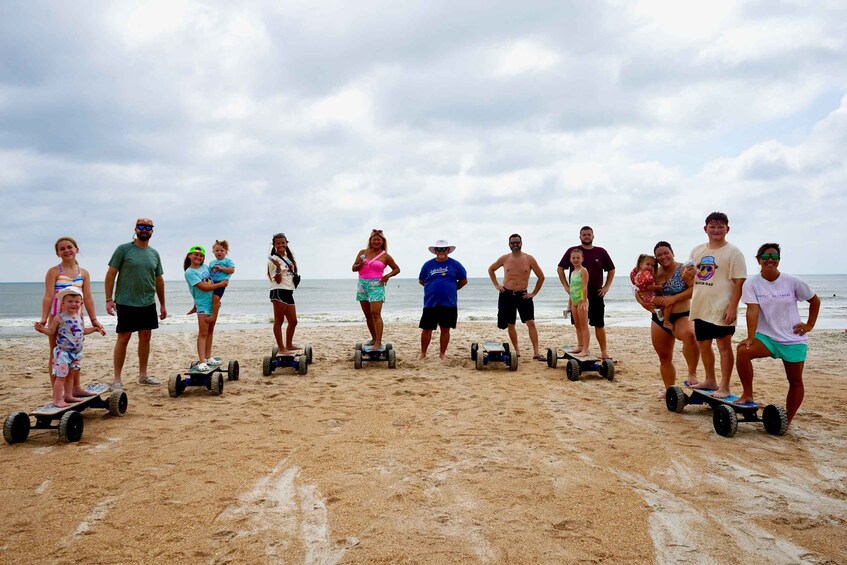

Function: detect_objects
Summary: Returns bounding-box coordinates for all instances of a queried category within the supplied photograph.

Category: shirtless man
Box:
[488,234,545,359]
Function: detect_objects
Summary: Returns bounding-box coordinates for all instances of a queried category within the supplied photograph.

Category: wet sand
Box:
[1,324,845,563]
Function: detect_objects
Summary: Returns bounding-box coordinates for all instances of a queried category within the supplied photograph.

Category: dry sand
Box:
[1,323,845,564]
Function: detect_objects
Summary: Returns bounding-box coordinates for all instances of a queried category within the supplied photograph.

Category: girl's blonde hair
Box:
[54,236,80,266]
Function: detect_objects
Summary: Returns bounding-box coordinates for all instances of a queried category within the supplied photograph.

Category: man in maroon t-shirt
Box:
[556,226,616,359]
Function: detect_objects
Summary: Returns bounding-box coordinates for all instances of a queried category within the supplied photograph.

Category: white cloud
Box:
[1,1,846,281]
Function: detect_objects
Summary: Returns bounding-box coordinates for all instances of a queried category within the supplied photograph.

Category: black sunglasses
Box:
[435,247,448,252]
[136,224,154,231]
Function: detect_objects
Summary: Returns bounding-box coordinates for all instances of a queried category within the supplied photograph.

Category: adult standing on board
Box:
[104,218,167,389]
[557,226,615,359]
[736,243,819,425]
[352,229,401,350]
[419,239,468,360]
[488,233,545,360]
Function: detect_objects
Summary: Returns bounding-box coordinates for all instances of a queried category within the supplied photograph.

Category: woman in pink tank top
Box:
[352,229,401,349]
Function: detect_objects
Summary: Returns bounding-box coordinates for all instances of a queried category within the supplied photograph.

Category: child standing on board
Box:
[34,287,106,407]
[184,245,228,372]
[563,248,590,356]
[631,254,673,331]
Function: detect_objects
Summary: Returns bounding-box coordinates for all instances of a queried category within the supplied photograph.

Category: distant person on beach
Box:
[634,242,699,394]
[736,243,820,424]
[189,240,235,323]
[557,226,615,360]
[488,233,545,360]
[184,245,228,371]
[105,218,167,389]
[268,233,301,355]
[684,212,746,398]
[562,248,590,356]
[39,236,105,393]
[34,287,105,407]
[418,239,468,360]
[352,229,401,350]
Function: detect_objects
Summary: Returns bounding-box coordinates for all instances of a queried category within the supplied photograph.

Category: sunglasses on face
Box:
[759,253,780,260]
[136,224,154,231]
[435,247,448,252]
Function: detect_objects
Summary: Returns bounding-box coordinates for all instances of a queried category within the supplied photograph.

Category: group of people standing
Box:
[635,212,820,425]
[33,215,821,427]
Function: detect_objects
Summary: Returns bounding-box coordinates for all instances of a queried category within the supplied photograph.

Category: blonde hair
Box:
[214,239,229,252]
[366,230,387,251]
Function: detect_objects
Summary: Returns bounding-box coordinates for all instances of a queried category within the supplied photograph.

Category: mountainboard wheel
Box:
[508,352,518,371]
[304,345,313,364]
[262,356,273,377]
[502,342,510,354]
[3,411,30,444]
[108,390,128,416]
[665,386,687,413]
[386,343,393,352]
[168,374,183,398]
[546,348,557,368]
[271,345,279,357]
[475,350,485,370]
[470,343,478,361]
[566,359,580,381]
[388,349,397,369]
[58,410,83,443]
[228,360,240,381]
[354,350,363,369]
[354,343,363,351]
[211,374,224,395]
[298,355,308,375]
[763,404,788,436]
[713,405,738,437]
[600,359,615,381]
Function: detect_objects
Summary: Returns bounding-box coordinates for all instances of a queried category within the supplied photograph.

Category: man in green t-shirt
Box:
[104,218,167,389]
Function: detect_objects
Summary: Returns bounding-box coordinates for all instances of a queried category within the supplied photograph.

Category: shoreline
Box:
[1,323,845,562]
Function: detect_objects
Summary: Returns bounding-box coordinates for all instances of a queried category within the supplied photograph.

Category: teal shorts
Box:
[356,278,386,302]
[755,333,807,363]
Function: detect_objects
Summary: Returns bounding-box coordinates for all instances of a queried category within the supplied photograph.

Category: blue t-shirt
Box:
[209,258,235,283]
[185,265,214,314]
[419,258,467,308]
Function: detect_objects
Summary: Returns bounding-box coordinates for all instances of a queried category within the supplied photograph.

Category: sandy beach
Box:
[1,323,845,563]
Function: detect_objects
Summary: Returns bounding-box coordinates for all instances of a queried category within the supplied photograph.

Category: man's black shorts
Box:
[116,303,159,333]
[497,289,534,329]
[694,319,735,341]
[419,306,458,330]
[569,294,606,328]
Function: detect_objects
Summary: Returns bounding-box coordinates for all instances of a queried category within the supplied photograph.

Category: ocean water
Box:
[1,275,844,337]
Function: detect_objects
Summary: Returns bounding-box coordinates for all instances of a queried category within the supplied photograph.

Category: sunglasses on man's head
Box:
[136,224,154,231]
[759,253,780,260]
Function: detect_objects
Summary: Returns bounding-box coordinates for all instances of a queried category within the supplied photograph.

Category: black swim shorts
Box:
[497,289,534,329]
[115,303,159,333]
[693,319,735,341]
[419,306,458,330]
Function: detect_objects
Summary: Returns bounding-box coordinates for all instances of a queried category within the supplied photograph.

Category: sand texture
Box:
[1,324,846,564]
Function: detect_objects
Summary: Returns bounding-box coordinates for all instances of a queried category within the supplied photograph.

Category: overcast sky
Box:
[2,1,845,283]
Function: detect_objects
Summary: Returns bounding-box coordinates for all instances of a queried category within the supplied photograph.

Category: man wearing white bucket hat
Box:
[419,239,468,359]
